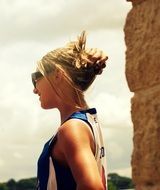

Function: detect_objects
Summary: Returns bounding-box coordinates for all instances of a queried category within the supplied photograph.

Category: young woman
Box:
[32,31,108,190]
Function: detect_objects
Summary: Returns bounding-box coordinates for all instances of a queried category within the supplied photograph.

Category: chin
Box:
[40,102,56,110]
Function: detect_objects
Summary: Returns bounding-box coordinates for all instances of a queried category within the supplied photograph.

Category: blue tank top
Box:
[37,108,97,190]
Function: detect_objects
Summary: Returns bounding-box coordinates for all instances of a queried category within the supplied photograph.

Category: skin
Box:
[33,71,105,190]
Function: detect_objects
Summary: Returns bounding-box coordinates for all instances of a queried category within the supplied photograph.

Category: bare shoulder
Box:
[58,119,91,141]
[57,119,94,152]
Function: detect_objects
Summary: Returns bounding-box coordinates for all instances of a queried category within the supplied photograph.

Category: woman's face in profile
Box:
[33,76,59,109]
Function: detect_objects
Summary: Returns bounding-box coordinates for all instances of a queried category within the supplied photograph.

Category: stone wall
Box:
[124,0,160,189]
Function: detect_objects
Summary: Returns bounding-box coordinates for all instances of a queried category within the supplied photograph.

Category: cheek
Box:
[40,85,58,109]
[44,95,55,108]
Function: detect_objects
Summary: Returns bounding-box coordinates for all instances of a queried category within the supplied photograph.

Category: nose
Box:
[33,87,38,94]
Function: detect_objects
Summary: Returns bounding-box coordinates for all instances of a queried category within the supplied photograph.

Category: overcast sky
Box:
[0,0,133,182]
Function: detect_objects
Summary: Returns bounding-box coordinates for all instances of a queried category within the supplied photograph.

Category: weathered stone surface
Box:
[131,86,160,185]
[124,0,160,189]
[127,0,147,6]
[136,185,160,190]
[124,0,160,92]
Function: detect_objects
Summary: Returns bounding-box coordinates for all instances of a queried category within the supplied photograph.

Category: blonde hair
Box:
[37,31,108,108]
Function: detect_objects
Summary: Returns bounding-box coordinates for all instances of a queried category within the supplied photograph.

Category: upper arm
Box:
[58,119,104,190]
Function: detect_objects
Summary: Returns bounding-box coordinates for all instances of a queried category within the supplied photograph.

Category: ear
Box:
[54,68,64,82]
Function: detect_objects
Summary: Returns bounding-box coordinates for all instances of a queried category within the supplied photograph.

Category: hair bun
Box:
[85,48,108,75]
[65,31,108,76]
[93,60,107,75]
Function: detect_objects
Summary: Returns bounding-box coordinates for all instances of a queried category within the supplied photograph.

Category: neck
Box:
[58,103,89,125]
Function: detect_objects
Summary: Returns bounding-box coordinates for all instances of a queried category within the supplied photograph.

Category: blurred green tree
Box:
[0,183,9,190]
[108,180,117,190]
[16,178,36,190]
[6,179,16,190]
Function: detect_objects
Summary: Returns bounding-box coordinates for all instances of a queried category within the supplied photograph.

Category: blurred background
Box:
[0,0,132,182]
